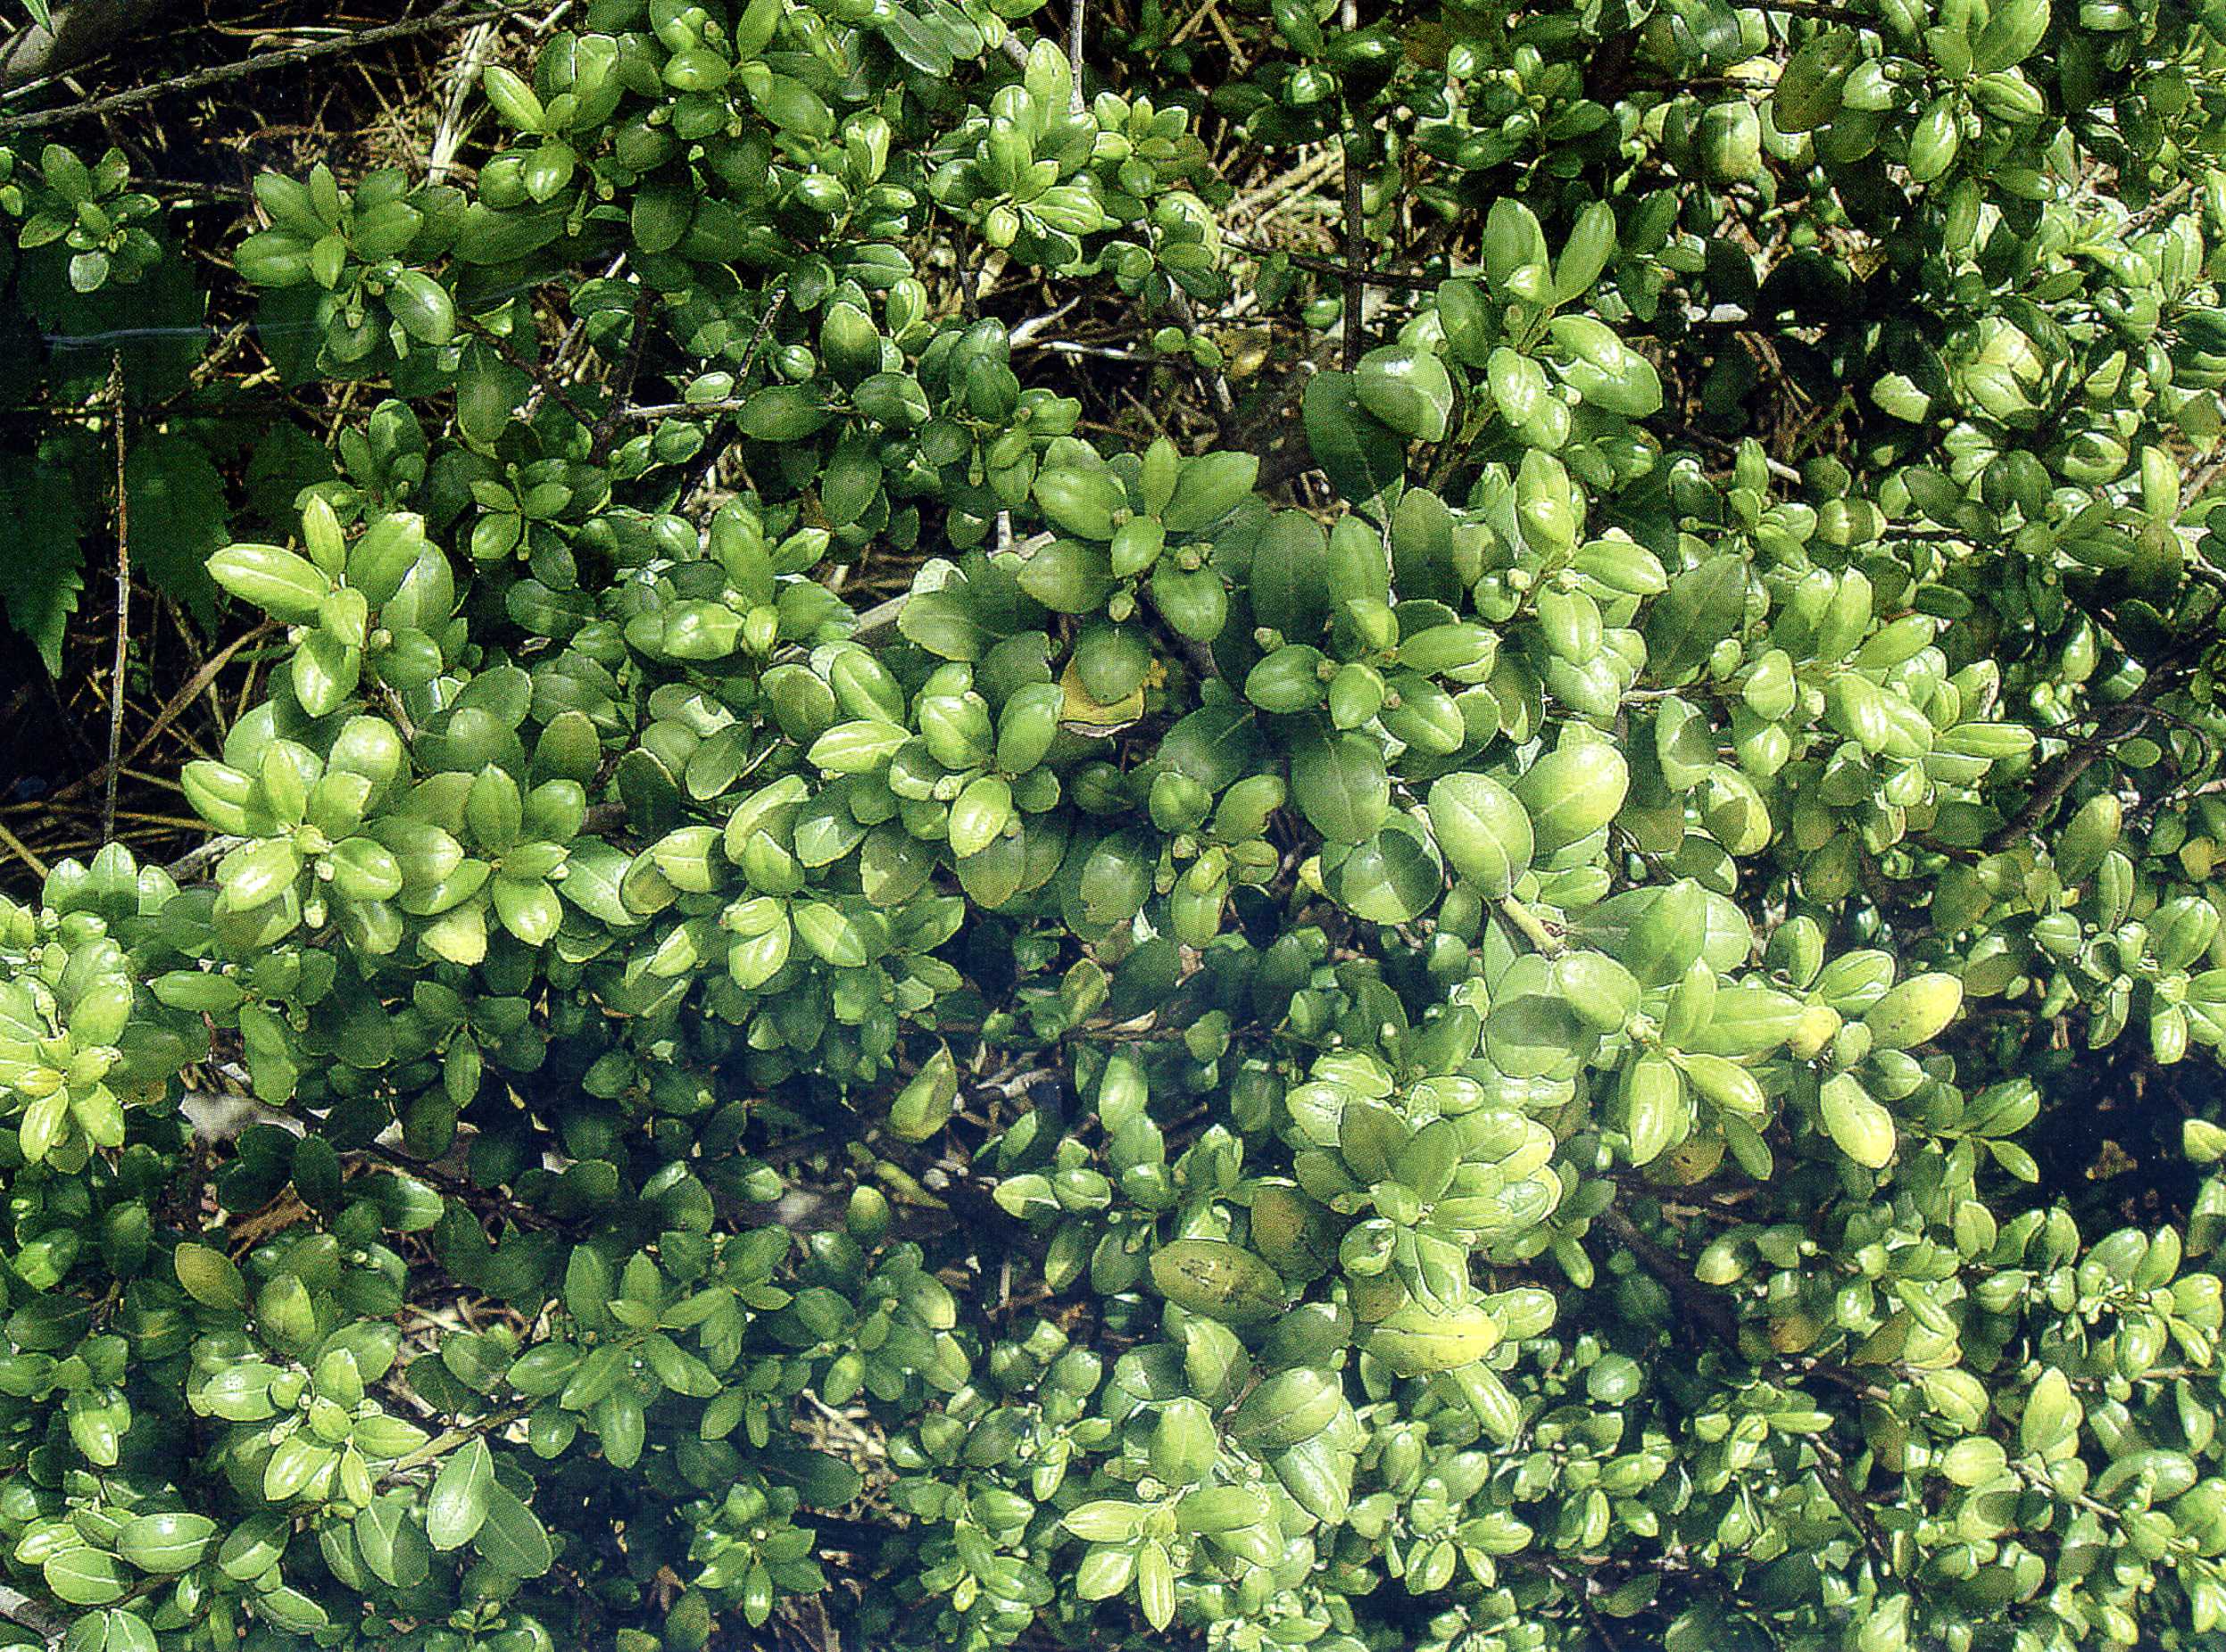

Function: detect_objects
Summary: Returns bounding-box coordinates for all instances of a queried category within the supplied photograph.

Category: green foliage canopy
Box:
[5,0,2226,1645]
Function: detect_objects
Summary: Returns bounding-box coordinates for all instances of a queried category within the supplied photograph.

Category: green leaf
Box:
[1063,1500,1146,1542]
[1644,555,1747,685]
[793,900,870,966]
[207,541,331,623]
[386,270,455,346]
[1325,822,1441,923]
[117,1512,217,1573]
[1137,1540,1175,1630]
[45,1548,129,1606]
[217,1514,287,1582]
[896,588,997,660]
[1819,1074,1896,1168]
[738,384,832,442]
[454,337,531,451]
[474,1482,553,1576]
[1163,451,1258,535]
[427,1437,494,1551]
[1486,957,1598,1079]
[2020,1366,2078,1455]
[98,1611,157,1652]
[1159,702,1263,793]
[1354,345,1456,443]
[1427,773,1533,899]
[1303,371,1405,511]
[173,1241,246,1310]
[1289,721,1390,843]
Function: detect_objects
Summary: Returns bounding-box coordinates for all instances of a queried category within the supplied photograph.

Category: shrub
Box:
[6,0,2226,1647]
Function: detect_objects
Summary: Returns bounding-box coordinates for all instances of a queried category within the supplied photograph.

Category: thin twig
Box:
[672,281,790,508]
[1167,286,1239,430]
[0,0,187,98]
[1225,143,1344,221]
[1597,1203,1740,1348]
[9,618,275,814]
[0,1585,63,1649]
[0,0,545,135]
[461,317,600,431]
[1338,4,1366,373]
[586,288,655,463]
[524,251,627,421]
[1984,634,2212,851]
[622,397,747,421]
[385,1404,532,1475]
[1225,235,1443,292]
[1066,0,1085,112]
[1809,1437,1894,1570]
[1599,1200,1898,1571]
[1674,422,1804,486]
[163,835,241,881]
[1984,715,2151,853]
[0,819,49,882]
[102,353,129,843]
[1018,338,1150,363]
[362,1140,565,1232]
[1008,297,1081,346]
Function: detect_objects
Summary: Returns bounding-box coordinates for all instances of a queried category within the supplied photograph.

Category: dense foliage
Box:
[9,0,2226,1645]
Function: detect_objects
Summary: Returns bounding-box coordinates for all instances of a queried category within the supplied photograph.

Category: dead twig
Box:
[460,317,600,432]
[0,820,49,882]
[0,0,544,136]
[8,618,276,816]
[525,252,627,421]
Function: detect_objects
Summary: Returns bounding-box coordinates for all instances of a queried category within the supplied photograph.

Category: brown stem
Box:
[361,1140,566,1233]
[1066,0,1085,112]
[1983,643,2209,853]
[103,354,130,843]
[1337,31,1367,373]
[586,290,656,465]
[0,819,49,881]
[0,0,182,93]
[1225,235,1441,292]
[461,319,601,434]
[1809,1436,1893,1569]
[1597,1202,1740,1348]
[386,1404,531,1474]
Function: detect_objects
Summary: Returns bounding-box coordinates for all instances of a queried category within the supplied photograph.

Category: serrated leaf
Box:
[124,434,228,624]
[245,424,338,531]
[0,453,85,674]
